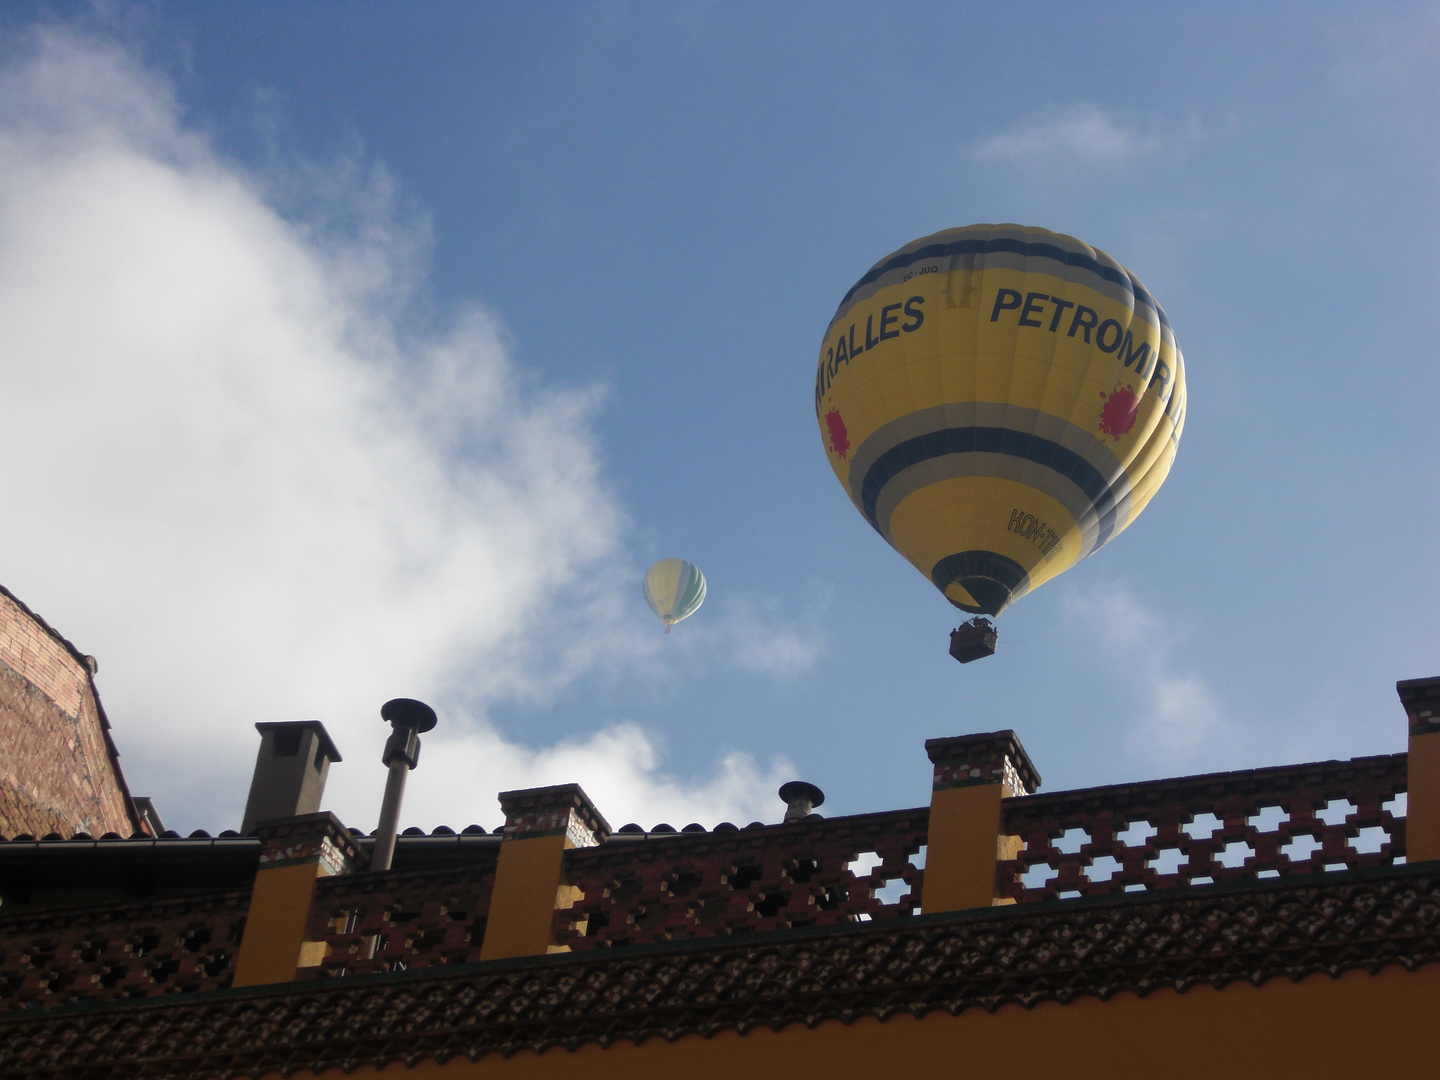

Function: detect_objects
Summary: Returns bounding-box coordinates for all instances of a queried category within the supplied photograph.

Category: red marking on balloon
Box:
[1098,384,1140,441]
[824,402,850,460]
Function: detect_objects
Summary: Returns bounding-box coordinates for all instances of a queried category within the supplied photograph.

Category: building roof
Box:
[0,747,1413,1014]
[0,862,1433,1080]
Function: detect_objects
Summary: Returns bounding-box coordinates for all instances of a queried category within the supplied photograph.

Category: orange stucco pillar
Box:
[478,784,610,962]
[1397,677,1440,863]
[920,731,1039,913]
[232,812,361,987]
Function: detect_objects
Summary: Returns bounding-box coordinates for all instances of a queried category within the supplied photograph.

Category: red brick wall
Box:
[0,589,135,839]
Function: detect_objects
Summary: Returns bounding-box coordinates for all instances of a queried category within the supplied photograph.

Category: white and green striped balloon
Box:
[643,559,707,633]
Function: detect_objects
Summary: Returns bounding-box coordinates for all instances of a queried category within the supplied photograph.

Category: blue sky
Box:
[0,3,1436,833]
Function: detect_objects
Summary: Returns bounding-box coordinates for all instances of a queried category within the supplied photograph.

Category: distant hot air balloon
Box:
[643,559,707,633]
[815,224,1187,659]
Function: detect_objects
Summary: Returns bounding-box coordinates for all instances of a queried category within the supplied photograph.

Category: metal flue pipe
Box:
[369,698,437,872]
[370,760,409,872]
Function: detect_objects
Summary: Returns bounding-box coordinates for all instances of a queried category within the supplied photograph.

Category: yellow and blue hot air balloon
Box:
[643,559,707,633]
[815,224,1186,648]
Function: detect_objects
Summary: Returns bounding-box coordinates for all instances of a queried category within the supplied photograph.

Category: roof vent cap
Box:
[779,781,825,822]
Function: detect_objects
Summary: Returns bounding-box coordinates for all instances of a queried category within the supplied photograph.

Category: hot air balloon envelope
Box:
[643,559,707,632]
[816,224,1187,617]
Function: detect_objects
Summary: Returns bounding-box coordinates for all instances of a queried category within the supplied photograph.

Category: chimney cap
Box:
[381,698,437,732]
[1396,676,1440,702]
[254,720,343,763]
[498,782,611,843]
[779,781,826,823]
[924,729,1040,794]
[778,780,825,809]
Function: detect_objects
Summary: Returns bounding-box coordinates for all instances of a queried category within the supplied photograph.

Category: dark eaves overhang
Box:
[0,861,1435,1080]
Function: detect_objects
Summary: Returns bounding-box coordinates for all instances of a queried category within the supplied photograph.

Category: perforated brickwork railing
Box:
[0,753,1410,1007]
[553,808,930,951]
[0,889,248,1011]
[998,753,1407,902]
[303,859,499,978]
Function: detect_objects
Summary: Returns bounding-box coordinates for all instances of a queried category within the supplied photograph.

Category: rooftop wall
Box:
[0,587,135,840]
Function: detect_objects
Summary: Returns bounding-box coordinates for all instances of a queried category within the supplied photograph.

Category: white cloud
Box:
[972,103,1160,167]
[0,29,794,833]
[723,612,822,678]
[410,724,793,832]
[1064,583,1226,767]
[679,593,825,679]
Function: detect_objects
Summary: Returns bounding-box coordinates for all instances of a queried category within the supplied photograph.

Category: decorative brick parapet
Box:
[303,860,501,979]
[2,863,1434,1078]
[1397,676,1440,736]
[0,889,249,1012]
[998,752,1407,901]
[555,807,930,951]
[925,730,1040,795]
[498,784,610,848]
[253,812,361,878]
